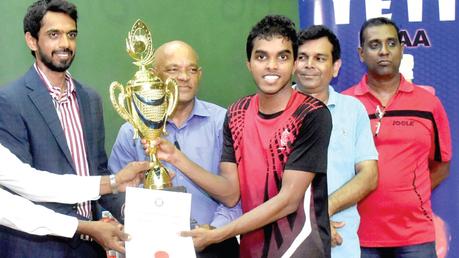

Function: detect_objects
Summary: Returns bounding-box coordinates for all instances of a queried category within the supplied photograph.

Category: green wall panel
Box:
[0,0,299,152]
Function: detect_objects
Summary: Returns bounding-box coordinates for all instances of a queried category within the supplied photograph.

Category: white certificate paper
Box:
[124,187,196,258]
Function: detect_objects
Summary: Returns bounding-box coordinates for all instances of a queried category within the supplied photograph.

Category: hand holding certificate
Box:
[124,187,196,258]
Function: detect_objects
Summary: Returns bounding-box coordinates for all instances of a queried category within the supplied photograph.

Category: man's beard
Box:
[38,48,75,72]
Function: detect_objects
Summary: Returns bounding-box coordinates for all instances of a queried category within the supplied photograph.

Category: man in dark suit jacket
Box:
[0,0,123,257]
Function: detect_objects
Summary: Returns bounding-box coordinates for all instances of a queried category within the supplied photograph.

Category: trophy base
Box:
[162,185,187,193]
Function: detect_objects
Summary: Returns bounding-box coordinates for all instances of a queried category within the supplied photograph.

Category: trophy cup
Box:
[110,20,178,190]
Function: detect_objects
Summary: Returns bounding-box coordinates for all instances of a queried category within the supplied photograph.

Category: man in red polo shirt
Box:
[343,17,452,258]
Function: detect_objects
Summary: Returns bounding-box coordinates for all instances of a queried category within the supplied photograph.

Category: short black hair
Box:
[297,25,341,63]
[246,14,298,61]
[359,17,401,47]
[24,0,78,39]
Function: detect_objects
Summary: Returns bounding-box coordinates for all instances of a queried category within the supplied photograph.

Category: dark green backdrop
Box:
[0,0,299,152]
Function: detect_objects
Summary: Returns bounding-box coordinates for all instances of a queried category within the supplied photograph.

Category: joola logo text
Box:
[393,120,414,126]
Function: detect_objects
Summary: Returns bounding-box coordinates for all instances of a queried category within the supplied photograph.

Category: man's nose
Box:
[379,43,390,55]
[177,70,190,81]
[59,35,71,49]
[267,58,279,70]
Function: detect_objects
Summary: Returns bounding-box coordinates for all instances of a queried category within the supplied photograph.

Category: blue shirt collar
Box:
[191,97,211,118]
[327,85,338,108]
[168,98,210,129]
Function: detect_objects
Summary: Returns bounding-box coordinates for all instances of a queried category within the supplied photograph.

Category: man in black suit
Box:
[0,0,123,257]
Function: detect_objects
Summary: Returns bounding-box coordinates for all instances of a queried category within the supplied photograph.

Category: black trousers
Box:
[197,236,239,258]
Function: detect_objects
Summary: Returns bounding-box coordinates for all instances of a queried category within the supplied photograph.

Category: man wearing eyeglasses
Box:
[109,40,242,258]
[343,17,452,258]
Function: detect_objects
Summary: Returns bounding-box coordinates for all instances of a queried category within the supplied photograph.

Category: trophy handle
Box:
[109,81,135,126]
[162,78,179,134]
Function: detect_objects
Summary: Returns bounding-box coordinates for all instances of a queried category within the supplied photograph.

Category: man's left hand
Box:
[330,220,345,247]
[77,220,129,253]
[180,226,217,252]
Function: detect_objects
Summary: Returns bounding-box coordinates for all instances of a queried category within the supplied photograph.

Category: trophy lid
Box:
[125,20,163,88]
[126,19,155,68]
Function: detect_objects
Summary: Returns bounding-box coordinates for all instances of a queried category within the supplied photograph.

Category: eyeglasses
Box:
[374,105,384,137]
[164,66,201,77]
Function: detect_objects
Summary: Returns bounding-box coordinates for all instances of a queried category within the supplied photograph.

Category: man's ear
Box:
[197,66,203,80]
[293,59,299,75]
[333,59,342,78]
[358,47,364,63]
[25,32,38,52]
[246,60,251,72]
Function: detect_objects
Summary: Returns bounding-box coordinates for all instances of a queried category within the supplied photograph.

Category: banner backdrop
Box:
[298,1,458,257]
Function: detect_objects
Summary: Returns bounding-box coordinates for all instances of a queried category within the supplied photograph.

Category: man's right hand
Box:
[142,138,179,164]
[115,161,150,192]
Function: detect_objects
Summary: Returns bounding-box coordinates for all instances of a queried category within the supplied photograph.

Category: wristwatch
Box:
[109,174,119,194]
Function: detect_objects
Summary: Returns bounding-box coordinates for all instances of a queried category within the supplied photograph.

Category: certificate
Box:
[124,187,196,258]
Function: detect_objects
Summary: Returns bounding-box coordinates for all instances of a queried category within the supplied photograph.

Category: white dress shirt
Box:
[0,143,101,237]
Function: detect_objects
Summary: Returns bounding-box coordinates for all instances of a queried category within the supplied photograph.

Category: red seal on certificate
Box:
[154,251,170,258]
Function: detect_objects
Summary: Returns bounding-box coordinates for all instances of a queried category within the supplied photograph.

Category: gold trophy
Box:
[110,20,178,189]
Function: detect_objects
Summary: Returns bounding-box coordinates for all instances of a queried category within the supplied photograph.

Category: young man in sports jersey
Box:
[150,15,332,258]
[343,17,452,258]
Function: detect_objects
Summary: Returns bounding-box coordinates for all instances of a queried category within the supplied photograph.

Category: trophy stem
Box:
[144,145,172,190]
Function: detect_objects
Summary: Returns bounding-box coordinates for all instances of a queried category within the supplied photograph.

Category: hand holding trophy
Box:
[109,20,178,190]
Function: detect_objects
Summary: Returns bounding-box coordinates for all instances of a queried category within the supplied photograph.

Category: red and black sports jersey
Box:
[222,90,332,258]
[343,74,452,247]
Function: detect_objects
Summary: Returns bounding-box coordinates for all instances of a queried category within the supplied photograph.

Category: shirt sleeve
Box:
[0,143,100,203]
[220,113,236,163]
[210,201,243,228]
[0,187,78,238]
[108,123,145,174]
[285,106,332,174]
[430,97,452,162]
[354,100,379,164]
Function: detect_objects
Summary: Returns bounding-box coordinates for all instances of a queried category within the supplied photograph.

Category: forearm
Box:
[213,187,303,243]
[328,160,378,216]
[430,161,450,189]
[3,170,101,203]
[0,144,100,202]
[0,188,78,238]
[212,171,313,243]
